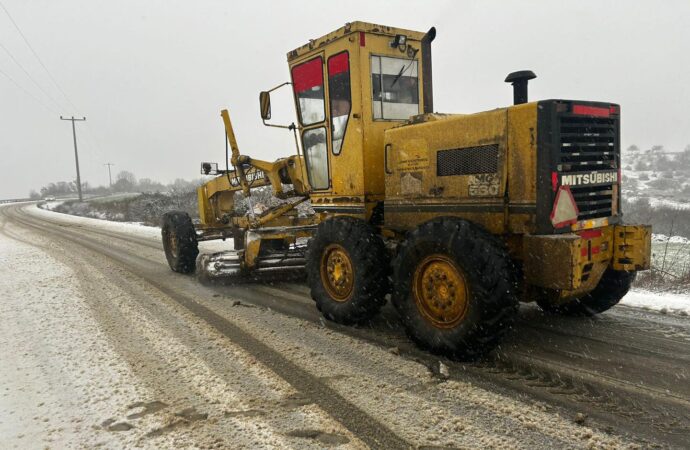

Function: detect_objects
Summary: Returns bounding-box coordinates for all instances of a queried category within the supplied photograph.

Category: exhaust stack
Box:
[421,27,436,114]
[505,70,537,105]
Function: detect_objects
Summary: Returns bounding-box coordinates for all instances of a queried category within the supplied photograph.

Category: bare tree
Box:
[114,170,137,192]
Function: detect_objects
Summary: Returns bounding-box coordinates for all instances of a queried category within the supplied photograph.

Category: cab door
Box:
[291,55,330,191]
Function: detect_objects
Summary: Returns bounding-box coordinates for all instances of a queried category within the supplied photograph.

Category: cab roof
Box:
[287,21,427,61]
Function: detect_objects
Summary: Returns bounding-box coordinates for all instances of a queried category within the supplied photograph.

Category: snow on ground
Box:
[627,195,690,210]
[39,200,65,211]
[2,204,683,447]
[0,230,151,447]
[621,290,690,315]
[31,203,161,240]
[0,209,364,448]
[652,233,690,244]
[648,197,690,210]
[30,204,231,252]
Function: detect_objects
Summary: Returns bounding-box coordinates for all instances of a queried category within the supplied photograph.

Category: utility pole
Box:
[60,116,86,201]
[104,162,115,188]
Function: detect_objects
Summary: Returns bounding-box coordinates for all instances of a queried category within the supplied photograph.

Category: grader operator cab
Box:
[162,22,651,359]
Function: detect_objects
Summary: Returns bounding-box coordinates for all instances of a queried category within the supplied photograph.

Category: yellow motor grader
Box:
[162,22,651,358]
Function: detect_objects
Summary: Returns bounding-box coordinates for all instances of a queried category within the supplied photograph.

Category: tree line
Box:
[30,170,204,199]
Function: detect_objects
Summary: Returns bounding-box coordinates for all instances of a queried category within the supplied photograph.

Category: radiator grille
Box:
[437,144,499,177]
[558,116,618,220]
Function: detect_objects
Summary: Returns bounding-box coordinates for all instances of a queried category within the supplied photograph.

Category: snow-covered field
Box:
[625,195,690,210]
[649,236,690,279]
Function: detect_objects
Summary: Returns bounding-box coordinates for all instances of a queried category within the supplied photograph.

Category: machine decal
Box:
[560,170,618,187]
[397,144,429,171]
[230,169,266,187]
[468,174,500,196]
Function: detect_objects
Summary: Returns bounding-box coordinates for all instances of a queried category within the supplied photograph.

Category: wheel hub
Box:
[320,244,354,302]
[413,254,469,328]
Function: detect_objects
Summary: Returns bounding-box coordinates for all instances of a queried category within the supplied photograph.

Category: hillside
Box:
[622,144,690,207]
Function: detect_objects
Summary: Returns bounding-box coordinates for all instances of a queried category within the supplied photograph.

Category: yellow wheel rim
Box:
[413,254,469,329]
[320,244,355,302]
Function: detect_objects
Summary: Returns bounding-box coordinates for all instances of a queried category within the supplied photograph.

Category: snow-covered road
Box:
[1,203,689,448]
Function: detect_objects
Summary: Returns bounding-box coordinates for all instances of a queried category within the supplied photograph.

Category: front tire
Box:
[306,217,389,324]
[162,211,199,273]
[392,218,518,360]
[537,269,636,316]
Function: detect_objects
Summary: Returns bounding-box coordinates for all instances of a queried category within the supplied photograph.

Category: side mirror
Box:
[259,91,271,120]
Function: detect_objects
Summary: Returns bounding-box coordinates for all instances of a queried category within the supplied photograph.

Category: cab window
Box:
[303,127,329,189]
[371,55,419,120]
[328,52,351,155]
[292,57,325,126]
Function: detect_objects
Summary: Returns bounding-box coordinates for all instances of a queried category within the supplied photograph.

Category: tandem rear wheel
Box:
[392,218,519,360]
[307,216,519,359]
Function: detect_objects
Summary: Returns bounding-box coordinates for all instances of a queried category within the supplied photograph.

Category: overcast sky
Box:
[1,0,689,198]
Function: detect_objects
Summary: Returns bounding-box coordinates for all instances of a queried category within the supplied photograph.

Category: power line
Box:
[0,66,58,114]
[84,122,106,163]
[0,0,79,113]
[0,40,65,111]
[0,1,106,185]
[0,1,105,178]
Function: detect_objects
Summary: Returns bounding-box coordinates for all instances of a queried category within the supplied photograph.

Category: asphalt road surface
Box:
[1,202,688,449]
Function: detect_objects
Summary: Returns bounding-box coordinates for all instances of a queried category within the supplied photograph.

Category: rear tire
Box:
[537,269,636,316]
[392,218,518,360]
[306,217,389,324]
[162,211,199,273]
